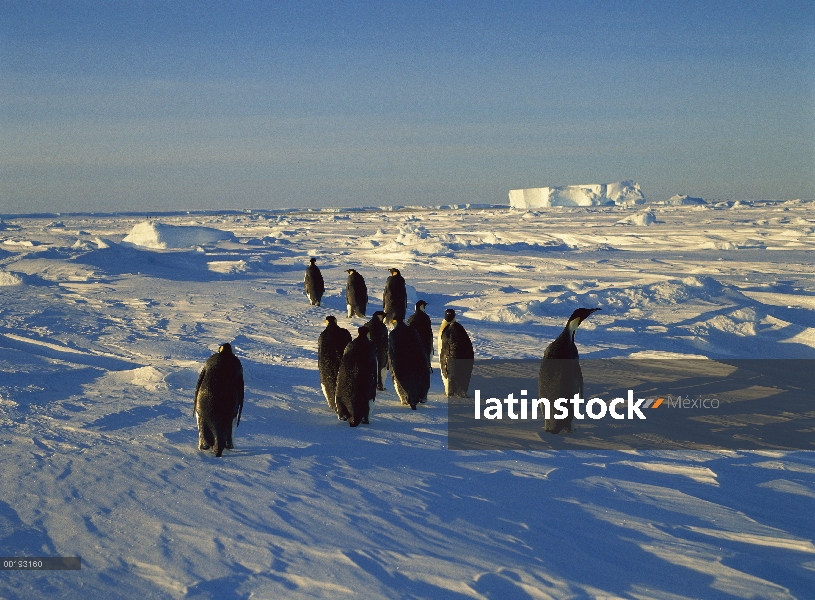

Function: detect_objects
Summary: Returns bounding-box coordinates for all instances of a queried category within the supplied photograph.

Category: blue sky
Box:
[2,1,813,213]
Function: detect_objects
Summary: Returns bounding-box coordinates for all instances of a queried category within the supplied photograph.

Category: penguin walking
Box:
[388,317,430,409]
[194,343,244,457]
[383,268,408,322]
[335,326,378,426]
[345,268,368,318]
[439,309,474,398]
[539,308,601,434]
[365,311,389,391]
[407,300,433,401]
[304,258,325,306]
[317,315,352,413]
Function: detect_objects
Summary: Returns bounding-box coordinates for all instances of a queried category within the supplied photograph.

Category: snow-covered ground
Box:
[1,202,814,599]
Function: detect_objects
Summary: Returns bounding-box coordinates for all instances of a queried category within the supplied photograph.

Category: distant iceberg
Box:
[509,181,646,208]
[663,194,706,205]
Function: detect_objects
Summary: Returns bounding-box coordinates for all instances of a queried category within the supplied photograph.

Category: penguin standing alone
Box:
[388,317,430,409]
[539,308,601,434]
[383,268,408,322]
[345,268,368,318]
[304,258,325,306]
[335,326,378,426]
[439,309,474,397]
[365,310,389,391]
[194,343,244,457]
[318,316,352,413]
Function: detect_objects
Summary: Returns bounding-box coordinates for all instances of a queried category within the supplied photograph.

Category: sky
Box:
[2,1,814,214]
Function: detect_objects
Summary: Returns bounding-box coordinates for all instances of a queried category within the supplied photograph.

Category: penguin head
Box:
[373,310,387,322]
[358,325,370,339]
[416,300,427,312]
[444,309,456,323]
[389,268,400,276]
[392,316,404,326]
[346,268,355,274]
[566,308,601,336]
[309,257,317,264]
[325,315,337,326]
[218,343,233,354]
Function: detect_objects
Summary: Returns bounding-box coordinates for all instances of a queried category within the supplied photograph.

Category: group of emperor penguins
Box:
[310,259,476,427]
[307,258,601,433]
[193,257,601,456]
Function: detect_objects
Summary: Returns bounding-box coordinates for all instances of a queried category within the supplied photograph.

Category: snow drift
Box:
[122,222,235,249]
[509,181,646,208]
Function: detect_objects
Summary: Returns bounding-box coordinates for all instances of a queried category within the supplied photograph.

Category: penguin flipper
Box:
[194,367,206,416]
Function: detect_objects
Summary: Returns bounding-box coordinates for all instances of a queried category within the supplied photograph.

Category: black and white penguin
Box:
[317,315,352,413]
[365,310,389,391]
[194,343,244,457]
[388,317,430,409]
[407,300,433,401]
[335,326,378,426]
[539,307,601,434]
[304,258,325,306]
[345,268,368,318]
[439,309,474,397]
[407,300,433,360]
[383,267,408,322]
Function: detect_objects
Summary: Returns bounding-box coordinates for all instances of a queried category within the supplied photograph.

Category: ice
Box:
[122,221,236,249]
[509,180,646,207]
[0,270,23,286]
[0,202,814,598]
[616,211,657,226]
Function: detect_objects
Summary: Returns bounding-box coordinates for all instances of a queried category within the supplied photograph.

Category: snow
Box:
[122,221,236,249]
[665,194,707,205]
[0,270,23,286]
[509,181,646,208]
[616,211,657,226]
[0,203,814,598]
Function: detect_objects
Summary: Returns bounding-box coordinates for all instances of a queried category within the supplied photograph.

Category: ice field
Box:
[1,201,814,599]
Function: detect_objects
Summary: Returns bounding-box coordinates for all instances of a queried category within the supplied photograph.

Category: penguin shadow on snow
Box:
[85,403,186,432]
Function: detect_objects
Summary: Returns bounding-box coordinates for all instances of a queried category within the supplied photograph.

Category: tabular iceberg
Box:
[509,181,646,208]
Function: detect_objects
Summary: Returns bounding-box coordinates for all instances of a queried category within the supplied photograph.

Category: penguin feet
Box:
[419,398,427,404]
[338,415,347,421]
[198,443,211,450]
[361,416,369,425]
[410,403,417,410]
[377,385,386,391]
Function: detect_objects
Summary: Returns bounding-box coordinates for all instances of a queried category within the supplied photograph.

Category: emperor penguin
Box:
[539,307,601,434]
[317,315,352,413]
[407,300,434,401]
[194,343,244,457]
[335,326,378,426]
[365,310,389,391]
[304,258,325,306]
[345,268,368,318]
[383,268,408,323]
[387,317,430,409]
[439,309,474,398]
[407,300,433,361]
